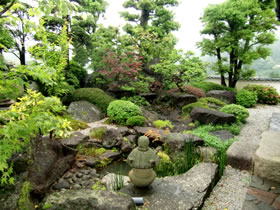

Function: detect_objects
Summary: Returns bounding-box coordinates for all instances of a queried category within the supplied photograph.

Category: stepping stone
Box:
[120,163,218,210]
[226,140,258,170]
[270,113,280,132]
[254,131,280,183]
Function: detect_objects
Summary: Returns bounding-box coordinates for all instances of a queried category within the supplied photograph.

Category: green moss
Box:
[42,203,52,209]
[89,127,106,139]
[199,97,227,107]
[153,120,174,129]
[77,145,107,157]
[191,81,235,93]
[71,88,115,113]
[182,101,209,115]
[92,181,106,190]
[18,181,33,210]
[70,119,88,130]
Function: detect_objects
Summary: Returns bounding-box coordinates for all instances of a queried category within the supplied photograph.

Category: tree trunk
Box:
[216,48,227,86]
[140,9,149,29]
[20,47,25,65]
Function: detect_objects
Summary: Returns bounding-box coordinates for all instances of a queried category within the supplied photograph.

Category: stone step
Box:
[120,162,218,210]
[226,140,258,171]
[202,166,250,210]
[254,131,280,183]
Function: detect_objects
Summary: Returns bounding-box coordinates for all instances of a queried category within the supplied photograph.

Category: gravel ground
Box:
[202,104,280,210]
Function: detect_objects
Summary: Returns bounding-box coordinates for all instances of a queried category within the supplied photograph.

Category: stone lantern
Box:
[127,136,159,187]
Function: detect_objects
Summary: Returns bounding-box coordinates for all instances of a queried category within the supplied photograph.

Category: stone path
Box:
[242,176,280,210]
[202,105,280,209]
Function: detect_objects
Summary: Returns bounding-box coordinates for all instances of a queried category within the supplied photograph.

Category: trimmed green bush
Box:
[126,116,146,126]
[244,84,279,105]
[221,104,249,123]
[191,81,235,93]
[236,89,257,108]
[71,88,115,113]
[107,100,143,125]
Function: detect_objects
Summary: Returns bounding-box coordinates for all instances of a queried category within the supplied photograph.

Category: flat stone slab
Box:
[270,113,280,132]
[254,131,280,183]
[40,189,135,210]
[120,163,218,210]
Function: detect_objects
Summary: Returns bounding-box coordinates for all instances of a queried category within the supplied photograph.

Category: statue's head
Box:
[138,136,149,151]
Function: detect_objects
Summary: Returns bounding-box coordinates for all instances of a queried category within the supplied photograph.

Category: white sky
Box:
[99,0,226,53]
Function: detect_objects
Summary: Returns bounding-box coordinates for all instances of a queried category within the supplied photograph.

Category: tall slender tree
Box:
[198,0,278,88]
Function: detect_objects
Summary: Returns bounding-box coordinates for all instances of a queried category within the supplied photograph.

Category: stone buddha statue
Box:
[127,136,159,187]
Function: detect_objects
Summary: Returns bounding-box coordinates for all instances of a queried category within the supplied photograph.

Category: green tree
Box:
[198,0,278,88]
[152,50,206,90]
[121,0,179,37]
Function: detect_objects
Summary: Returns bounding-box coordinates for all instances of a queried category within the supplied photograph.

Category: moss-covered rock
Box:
[70,88,115,113]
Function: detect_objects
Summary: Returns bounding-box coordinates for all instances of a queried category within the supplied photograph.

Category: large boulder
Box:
[67,101,103,123]
[101,128,123,149]
[165,133,204,152]
[120,163,218,210]
[40,189,135,210]
[254,131,280,183]
[28,136,76,194]
[168,92,197,107]
[190,107,236,125]
[206,90,236,104]
[61,131,89,148]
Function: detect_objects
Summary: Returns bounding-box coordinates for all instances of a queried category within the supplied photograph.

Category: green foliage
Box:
[191,125,237,152]
[199,97,227,107]
[18,181,33,210]
[153,120,174,130]
[69,119,88,131]
[190,81,235,93]
[153,50,207,90]
[0,90,72,185]
[71,88,115,113]
[92,181,106,190]
[236,89,257,108]
[126,116,146,127]
[77,145,107,157]
[121,0,179,38]
[112,167,124,191]
[155,142,200,177]
[221,104,249,123]
[66,61,87,88]
[121,95,151,107]
[244,84,280,105]
[182,101,210,115]
[89,127,106,139]
[107,100,143,125]
[199,0,278,87]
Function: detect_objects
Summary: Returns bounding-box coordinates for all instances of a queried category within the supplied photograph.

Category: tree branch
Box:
[0,0,16,18]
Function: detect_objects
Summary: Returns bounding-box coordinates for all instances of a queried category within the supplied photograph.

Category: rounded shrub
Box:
[244,84,279,105]
[126,116,146,127]
[70,88,115,113]
[199,97,227,107]
[236,89,257,108]
[107,100,143,125]
[220,104,249,123]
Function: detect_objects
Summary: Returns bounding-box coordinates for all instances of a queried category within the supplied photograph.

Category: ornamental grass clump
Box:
[107,100,143,125]
[220,104,249,123]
